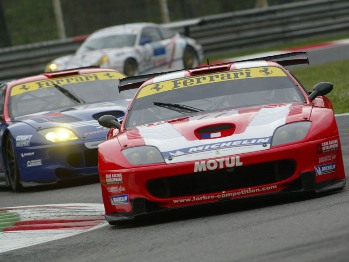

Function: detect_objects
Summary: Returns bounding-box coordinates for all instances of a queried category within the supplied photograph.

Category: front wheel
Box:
[123,58,138,77]
[5,135,22,192]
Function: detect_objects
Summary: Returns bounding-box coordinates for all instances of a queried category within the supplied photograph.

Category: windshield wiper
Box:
[153,102,203,114]
[52,83,85,104]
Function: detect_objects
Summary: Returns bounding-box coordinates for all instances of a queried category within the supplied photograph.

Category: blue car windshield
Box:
[9,72,135,118]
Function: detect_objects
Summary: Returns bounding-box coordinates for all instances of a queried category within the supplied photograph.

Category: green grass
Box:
[210,33,349,61]
[291,60,349,114]
[208,33,349,114]
[0,211,20,232]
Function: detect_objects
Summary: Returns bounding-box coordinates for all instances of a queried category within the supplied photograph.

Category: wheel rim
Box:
[124,60,137,76]
[184,50,195,68]
[6,137,18,189]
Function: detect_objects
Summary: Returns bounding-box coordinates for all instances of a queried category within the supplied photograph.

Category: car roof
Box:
[89,22,159,39]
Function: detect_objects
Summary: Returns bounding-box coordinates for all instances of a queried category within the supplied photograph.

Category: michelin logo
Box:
[315,163,336,176]
[21,152,35,157]
[165,137,271,158]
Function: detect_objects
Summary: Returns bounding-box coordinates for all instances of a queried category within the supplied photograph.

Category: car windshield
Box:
[125,66,305,128]
[9,71,135,118]
[76,34,137,55]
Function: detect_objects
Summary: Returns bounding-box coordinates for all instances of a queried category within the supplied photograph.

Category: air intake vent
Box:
[195,123,235,139]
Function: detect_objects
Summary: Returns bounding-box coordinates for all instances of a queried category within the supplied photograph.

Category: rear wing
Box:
[234,51,309,67]
[119,72,167,92]
[118,51,309,92]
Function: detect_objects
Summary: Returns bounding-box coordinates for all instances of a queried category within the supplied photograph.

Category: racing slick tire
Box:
[123,58,138,77]
[4,134,23,192]
[183,45,199,69]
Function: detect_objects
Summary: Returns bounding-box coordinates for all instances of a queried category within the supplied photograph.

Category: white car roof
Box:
[89,23,159,39]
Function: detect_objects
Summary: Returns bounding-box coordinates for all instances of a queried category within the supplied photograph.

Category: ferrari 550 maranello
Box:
[0,68,135,191]
[97,52,346,224]
[45,22,203,77]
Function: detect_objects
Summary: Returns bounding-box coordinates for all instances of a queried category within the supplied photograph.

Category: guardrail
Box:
[0,0,348,81]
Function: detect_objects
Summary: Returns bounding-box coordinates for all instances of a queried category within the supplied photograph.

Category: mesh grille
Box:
[147,160,296,198]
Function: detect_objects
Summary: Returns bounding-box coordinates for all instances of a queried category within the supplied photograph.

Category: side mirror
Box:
[98,115,121,129]
[308,82,333,101]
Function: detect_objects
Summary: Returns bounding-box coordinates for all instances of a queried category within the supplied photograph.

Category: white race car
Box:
[46,22,203,76]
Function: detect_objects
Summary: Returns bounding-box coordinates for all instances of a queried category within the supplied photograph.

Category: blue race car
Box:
[0,67,134,191]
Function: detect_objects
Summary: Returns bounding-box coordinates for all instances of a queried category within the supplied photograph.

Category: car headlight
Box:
[272,122,311,146]
[96,55,109,66]
[122,146,165,165]
[39,128,79,142]
[46,63,59,72]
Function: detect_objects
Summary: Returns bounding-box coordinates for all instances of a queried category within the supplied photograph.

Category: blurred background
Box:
[0,0,309,47]
[1,0,348,81]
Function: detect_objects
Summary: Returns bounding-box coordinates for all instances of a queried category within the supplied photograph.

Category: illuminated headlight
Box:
[272,122,311,146]
[96,55,109,66]
[46,63,59,72]
[39,128,78,142]
[122,146,165,165]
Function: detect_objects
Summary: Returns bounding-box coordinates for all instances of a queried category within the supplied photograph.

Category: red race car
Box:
[97,52,346,224]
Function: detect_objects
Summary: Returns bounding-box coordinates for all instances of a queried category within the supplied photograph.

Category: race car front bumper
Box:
[100,136,346,223]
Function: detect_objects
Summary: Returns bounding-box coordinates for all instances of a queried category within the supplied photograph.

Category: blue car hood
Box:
[14,100,129,140]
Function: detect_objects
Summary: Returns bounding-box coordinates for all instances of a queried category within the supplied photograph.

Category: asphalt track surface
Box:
[1,45,349,262]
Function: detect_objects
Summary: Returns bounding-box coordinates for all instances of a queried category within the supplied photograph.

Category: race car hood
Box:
[16,100,130,141]
[64,50,107,69]
[120,103,312,164]
[63,48,133,69]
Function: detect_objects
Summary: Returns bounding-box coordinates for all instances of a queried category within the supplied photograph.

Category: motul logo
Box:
[194,156,243,172]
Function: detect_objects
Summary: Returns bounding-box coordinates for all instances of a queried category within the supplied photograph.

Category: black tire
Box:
[5,135,22,192]
[183,45,199,69]
[123,58,138,77]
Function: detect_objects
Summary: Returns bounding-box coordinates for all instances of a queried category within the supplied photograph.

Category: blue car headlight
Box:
[38,127,79,143]
[272,122,311,146]
[122,146,165,165]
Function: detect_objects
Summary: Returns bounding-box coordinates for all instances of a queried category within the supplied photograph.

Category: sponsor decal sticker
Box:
[21,152,35,157]
[164,137,271,159]
[315,162,336,176]
[194,156,243,172]
[10,72,124,96]
[104,173,123,185]
[316,139,338,154]
[27,159,42,167]
[110,194,129,205]
[200,131,222,139]
[16,135,33,147]
[172,185,278,204]
[319,154,336,163]
[136,67,287,98]
[107,185,126,194]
